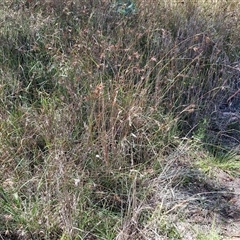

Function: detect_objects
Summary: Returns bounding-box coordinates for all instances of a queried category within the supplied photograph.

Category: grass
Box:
[196,220,221,240]
[0,0,240,239]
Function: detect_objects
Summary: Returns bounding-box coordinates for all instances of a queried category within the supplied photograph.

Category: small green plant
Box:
[113,0,136,15]
[197,220,221,240]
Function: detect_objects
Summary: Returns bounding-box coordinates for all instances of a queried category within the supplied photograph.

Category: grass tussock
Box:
[0,0,240,239]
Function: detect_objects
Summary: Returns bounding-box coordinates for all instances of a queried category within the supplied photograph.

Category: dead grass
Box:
[0,0,240,239]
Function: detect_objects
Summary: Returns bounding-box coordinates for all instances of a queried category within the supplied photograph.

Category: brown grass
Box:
[0,0,240,239]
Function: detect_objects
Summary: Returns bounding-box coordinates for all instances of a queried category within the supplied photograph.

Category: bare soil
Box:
[147,153,240,240]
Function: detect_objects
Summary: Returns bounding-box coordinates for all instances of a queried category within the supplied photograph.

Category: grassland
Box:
[0,0,240,239]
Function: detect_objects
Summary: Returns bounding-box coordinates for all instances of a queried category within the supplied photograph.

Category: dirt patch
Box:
[214,169,240,238]
[126,149,240,239]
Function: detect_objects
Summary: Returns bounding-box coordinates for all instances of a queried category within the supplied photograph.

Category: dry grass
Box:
[0,0,240,239]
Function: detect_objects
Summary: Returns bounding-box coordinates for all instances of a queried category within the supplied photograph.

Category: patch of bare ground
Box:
[117,148,240,240]
[215,169,240,239]
[159,155,240,239]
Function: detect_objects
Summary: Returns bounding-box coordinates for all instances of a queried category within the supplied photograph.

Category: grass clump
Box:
[0,0,240,239]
